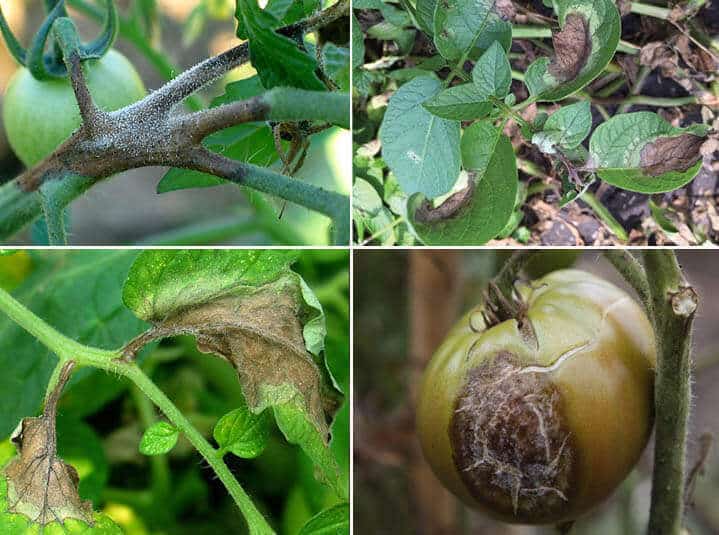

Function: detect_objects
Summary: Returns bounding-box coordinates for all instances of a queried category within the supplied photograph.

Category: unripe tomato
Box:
[416,269,656,524]
[3,49,146,167]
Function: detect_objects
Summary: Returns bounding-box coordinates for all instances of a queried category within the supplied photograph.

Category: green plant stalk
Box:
[630,2,670,20]
[0,286,274,535]
[643,251,697,535]
[38,182,68,246]
[581,192,629,242]
[265,88,350,129]
[603,251,653,316]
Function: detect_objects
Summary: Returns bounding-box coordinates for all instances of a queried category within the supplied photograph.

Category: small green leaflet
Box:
[524,0,620,101]
[471,41,512,100]
[589,111,708,193]
[139,422,179,456]
[379,76,461,199]
[532,101,592,154]
[236,0,325,90]
[433,0,512,62]
[322,44,350,92]
[214,401,271,459]
[298,502,349,535]
[408,120,518,245]
[422,84,492,120]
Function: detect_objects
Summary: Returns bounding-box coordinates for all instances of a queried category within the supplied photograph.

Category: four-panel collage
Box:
[0,0,717,534]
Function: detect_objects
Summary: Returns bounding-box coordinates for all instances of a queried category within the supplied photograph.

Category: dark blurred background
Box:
[0,0,349,245]
[354,250,719,534]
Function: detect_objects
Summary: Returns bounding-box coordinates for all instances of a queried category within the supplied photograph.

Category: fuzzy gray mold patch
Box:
[450,352,575,522]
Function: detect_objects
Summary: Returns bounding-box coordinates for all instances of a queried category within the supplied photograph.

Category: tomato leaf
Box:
[408,120,518,244]
[433,0,512,62]
[524,0,620,101]
[322,43,351,93]
[471,41,512,100]
[236,0,325,90]
[532,101,592,154]
[589,112,708,193]
[379,76,461,199]
[122,251,344,491]
[422,83,492,120]
[214,398,271,459]
[298,502,349,535]
[139,422,179,456]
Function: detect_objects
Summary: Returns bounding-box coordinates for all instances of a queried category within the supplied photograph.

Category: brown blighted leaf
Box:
[640,133,706,176]
[152,275,336,440]
[549,13,591,82]
[495,0,516,21]
[4,389,93,525]
[414,178,475,223]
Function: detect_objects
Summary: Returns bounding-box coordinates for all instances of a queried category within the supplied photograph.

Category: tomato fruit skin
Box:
[416,269,656,525]
[3,49,146,167]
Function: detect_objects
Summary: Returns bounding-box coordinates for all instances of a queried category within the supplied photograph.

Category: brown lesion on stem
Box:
[14,0,349,193]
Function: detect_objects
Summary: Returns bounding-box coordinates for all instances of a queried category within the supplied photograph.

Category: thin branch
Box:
[604,251,653,316]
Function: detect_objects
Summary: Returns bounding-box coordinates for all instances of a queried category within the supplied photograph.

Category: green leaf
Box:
[379,76,461,199]
[0,251,146,440]
[471,40,512,100]
[408,120,518,244]
[298,503,349,535]
[322,44,350,93]
[422,83,492,120]
[214,402,271,459]
[524,0,620,101]
[274,402,347,500]
[415,0,437,34]
[351,12,365,69]
[139,422,179,456]
[237,0,325,90]
[589,111,707,193]
[433,0,512,61]
[532,101,592,154]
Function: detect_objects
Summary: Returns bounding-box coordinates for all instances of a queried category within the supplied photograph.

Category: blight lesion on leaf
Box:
[639,133,705,177]
[548,13,591,82]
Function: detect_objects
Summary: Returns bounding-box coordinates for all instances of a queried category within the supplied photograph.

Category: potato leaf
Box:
[524,0,620,101]
[471,41,512,100]
[379,76,461,199]
[408,120,518,244]
[589,112,708,193]
[532,101,592,154]
[422,84,492,120]
[139,422,179,456]
[433,0,512,62]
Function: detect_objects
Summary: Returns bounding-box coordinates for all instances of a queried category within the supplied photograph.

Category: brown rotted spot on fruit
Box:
[415,177,475,223]
[450,352,575,523]
[549,13,592,82]
[640,134,705,176]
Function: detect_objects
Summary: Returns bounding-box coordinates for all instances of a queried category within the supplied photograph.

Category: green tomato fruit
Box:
[416,269,656,525]
[3,49,146,167]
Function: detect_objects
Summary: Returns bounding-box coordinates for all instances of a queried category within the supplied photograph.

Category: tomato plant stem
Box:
[603,251,653,316]
[0,286,275,534]
[126,366,275,535]
[643,251,697,535]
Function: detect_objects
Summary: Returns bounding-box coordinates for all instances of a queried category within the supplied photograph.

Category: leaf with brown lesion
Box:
[127,273,341,441]
[548,13,592,82]
[640,133,706,177]
[3,362,93,526]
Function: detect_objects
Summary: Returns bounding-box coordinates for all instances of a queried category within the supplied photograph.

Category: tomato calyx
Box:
[480,280,539,348]
[0,0,118,81]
